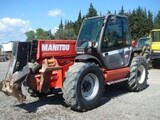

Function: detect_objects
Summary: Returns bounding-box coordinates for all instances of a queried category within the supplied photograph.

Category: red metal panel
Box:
[49,70,63,88]
[36,40,76,60]
[103,67,130,83]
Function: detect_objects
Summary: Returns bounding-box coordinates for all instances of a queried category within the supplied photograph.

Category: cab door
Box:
[101,15,132,70]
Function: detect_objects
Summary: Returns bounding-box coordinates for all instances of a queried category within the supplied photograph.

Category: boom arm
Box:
[0,40,76,102]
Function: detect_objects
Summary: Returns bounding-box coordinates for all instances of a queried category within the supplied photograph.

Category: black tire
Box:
[62,62,104,111]
[127,56,148,92]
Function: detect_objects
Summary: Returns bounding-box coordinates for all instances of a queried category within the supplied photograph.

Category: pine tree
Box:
[75,11,83,35]
[143,8,147,18]
[86,3,98,17]
[78,11,82,21]
[118,6,125,15]
[59,18,63,29]
[128,7,151,39]
[54,28,76,40]
[147,10,153,31]
[154,11,160,28]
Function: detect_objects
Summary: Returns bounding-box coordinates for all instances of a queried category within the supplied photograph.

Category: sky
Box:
[0,0,160,43]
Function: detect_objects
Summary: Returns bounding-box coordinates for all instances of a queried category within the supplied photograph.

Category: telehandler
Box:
[0,14,148,111]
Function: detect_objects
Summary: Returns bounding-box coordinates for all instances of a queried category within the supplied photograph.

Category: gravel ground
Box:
[0,62,160,120]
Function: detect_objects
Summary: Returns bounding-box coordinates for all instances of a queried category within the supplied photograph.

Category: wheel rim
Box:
[81,73,99,101]
[137,64,146,84]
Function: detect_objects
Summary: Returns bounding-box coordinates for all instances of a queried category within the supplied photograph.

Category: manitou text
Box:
[41,44,70,51]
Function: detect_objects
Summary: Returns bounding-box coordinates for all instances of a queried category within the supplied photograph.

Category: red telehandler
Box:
[0,14,148,111]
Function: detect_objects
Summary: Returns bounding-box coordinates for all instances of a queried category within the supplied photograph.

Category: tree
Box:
[65,20,74,29]
[86,3,98,17]
[25,28,52,41]
[154,10,160,28]
[25,30,36,41]
[118,6,125,15]
[128,7,151,39]
[47,29,54,39]
[143,8,147,18]
[54,3,98,40]
[74,11,83,35]
[54,28,76,40]
[59,18,63,29]
[147,10,153,32]
[36,28,49,39]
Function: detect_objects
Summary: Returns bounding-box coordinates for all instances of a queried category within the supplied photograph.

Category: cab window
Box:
[101,16,131,51]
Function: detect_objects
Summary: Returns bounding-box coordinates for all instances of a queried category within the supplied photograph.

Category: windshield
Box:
[136,38,150,47]
[77,17,104,48]
[151,31,160,42]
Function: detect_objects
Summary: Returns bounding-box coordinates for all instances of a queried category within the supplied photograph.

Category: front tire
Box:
[127,56,148,92]
[62,62,104,111]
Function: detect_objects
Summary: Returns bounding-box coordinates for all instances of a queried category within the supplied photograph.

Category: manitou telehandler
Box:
[0,14,148,111]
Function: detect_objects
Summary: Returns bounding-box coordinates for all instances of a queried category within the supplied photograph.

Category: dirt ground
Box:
[0,62,160,120]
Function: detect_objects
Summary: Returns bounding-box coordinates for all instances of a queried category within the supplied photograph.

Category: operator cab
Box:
[76,14,132,70]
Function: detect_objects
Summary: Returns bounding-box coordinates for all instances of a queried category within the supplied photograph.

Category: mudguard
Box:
[75,54,102,66]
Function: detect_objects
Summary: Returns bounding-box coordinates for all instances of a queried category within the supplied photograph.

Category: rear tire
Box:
[62,62,104,111]
[127,56,148,92]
